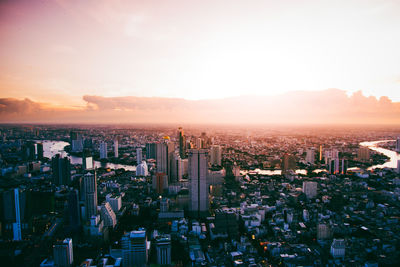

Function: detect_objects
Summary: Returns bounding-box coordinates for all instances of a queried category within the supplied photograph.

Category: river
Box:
[360,140,399,170]
[41,139,398,173]
[41,140,136,171]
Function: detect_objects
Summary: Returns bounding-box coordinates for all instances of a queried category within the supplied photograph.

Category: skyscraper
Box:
[13,188,22,241]
[358,147,370,162]
[306,149,315,164]
[302,181,317,199]
[100,202,117,228]
[156,142,168,174]
[51,154,71,186]
[83,172,97,220]
[210,145,222,166]
[99,141,107,159]
[136,148,142,164]
[282,154,296,174]
[136,161,149,176]
[53,238,74,267]
[170,152,183,182]
[155,234,171,265]
[396,136,400,153]
[122,230,148,267]
[67,189,81,231]
[114,139,119,158]
[189,149,209,217]
[152,173,168,194]
[178,127,186,159]
[106,194,122,213]
[145,143,156,159]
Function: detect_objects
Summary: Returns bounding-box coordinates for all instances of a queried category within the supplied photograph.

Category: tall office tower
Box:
[106,194,122,213]
[306,149,315,164]
[189,149,209,217]
[397,160,400,174]
[53,238,74,267]
[396,136,400,152]
[122,230,148,267]
[145,143,156,159]
[317,224,331,240]
[319,145,323,161]
[156,142,168,174]
[170,153,182,182]
[21,141,36,161]
[210,145,222,166]
[178,127,186,159]
[82,150,93,170]
[152,173,168,194]
[136,148,142,164]
[282,154,296,174]
[357,147,370,162]
[71,132,83,152]
[100,202,117,228]
[330,239,345,258]
[99,141,107,159]
[67,190,81,231]
[114,139,119,158]
[195,137,203,149]
[51,154,71,186]
[136,161,149,176]
[200,132,209,148]
[324,149,339,164]
[328,158,340,174]
[36,142,44,160]
[340,159,348,174]
[302,181,317,199]
[13,188,22,241]
[83,172,97,220]
[155,234,171,265]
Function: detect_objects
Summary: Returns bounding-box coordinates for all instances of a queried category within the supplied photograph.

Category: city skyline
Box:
[1,0,400,123]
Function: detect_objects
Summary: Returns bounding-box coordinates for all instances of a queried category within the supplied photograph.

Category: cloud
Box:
[1,89,400,124]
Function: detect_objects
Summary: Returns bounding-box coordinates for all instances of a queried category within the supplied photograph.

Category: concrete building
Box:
[114,139,118,158]
[100,141,107,159]
[210,145,222,166]
[53,238,73,267]
[155,234,171,265]
[330,238,345,258]
[100,202,117,228]
[302,181,317,199]
[136,161,149,176]
[317,223,331,240]
[189,149,209,216]
[105,194,122,213]
[83,172,97,220]
[122,230,148,267]
[306,149,315,164]
[358,146,370,162]
[136,148,142,164]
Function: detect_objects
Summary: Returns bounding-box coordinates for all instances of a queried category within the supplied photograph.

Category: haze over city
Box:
[1,0,400,124]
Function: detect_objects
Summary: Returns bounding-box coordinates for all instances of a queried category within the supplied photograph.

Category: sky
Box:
[0,0,400,123]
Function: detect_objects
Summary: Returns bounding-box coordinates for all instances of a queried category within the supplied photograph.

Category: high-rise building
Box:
[36,142,44,160]
[155,234,171,265]
[53,238,74,267]
[178,127,186,159]
[136,161,149,176]
[100,202,117,228]
[136,148,142,164]
[358,147,370,162]
[328,158,340,174]
[156,143,168,174]
[302,181,317,199]
[189,149,208,216]
[317,223,331,240]
[145,143,156,160]
[152,173,168,194]
[51,154,71,186]
[306,149,315,164]
[114,139,119,158]
[319,145,323,161]
[330,239,345,258]
[67,190,81,230]
[210,145,222,166]
[396,136,400,153]
[170,153,183,182]
[13,188,22,241]
[99,142,107,159]
[397,160,400,174]
[122,230,148,267]
[106,194,122,213]
[83,172,97,220]
[282,154,296,174]
[82,149,93,170]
